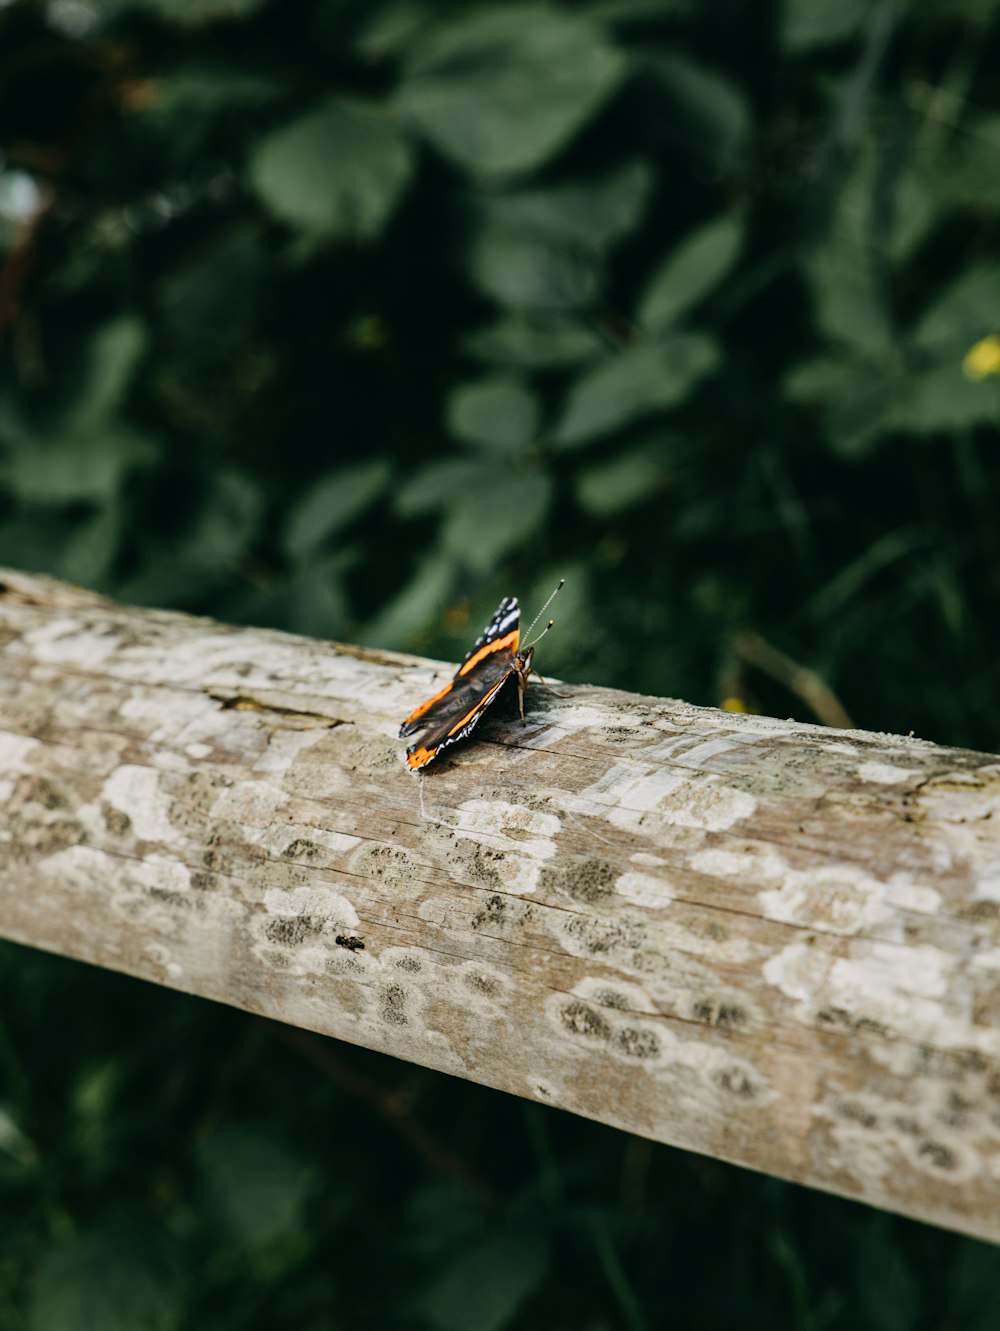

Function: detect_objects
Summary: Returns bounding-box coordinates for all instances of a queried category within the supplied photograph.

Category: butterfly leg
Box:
[516,670,527,723]
[532,670,568,698]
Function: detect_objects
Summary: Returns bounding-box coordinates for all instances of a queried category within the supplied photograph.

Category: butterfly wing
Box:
[455,596,520,677]
[399,598,521,771]
[403,672,512,771]
[398,598,520,738]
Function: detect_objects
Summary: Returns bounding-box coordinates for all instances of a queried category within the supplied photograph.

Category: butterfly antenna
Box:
[524,579,565,647]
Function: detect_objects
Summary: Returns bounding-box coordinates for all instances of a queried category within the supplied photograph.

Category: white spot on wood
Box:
[971,947,1000,974]
[765,938,1000,1054]
[39,844,191,896]
[254,727,328,774]
[759,865,893,935]
[548,704,647,734]
[762,942,816,1005]
[975,873,1000,903]
[578,764,757,835]
[102,766,176,842]
[451,800,559,893]
[615,870,673,908]
[857,761,921,784]
[0,732,40,769]
[142,853,193,892]
[263,885,358,926]
[23,618,120,666]
[211,779,285,826]
[691,847,785,882]
[185,742,212,759]
[832,942,949,1004]
[884,879,942,913]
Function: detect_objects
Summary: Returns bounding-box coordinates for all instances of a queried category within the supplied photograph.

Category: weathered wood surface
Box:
[2,568,1000,1242]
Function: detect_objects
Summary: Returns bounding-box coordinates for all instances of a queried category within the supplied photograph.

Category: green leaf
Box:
[198,1126,313,1249]
[803,145,897,356]
[644,54,751,175]
[464,313,605,367]
[446,377,540,454]
[362,552,457,649]
[284,460,391,561]
[74,317,147,426]
[151,65,283,116]
[396,460,483,517]
[637,215,744,333]
[782,353,997,452]
[441,469,552,573]
[0,424,157,504]
[397,6,625,177]
[248,98,414,240]
[806,236,893,356]
[0,315,156,504]
[185,469,264,568]
[396,458,552,572]
[889,363,1000,435]
[468,227,599,310]
[58,503,119,588]
[415,1233,547,1331]
[888,162,939,264]
[784,355,855,406]
[481,160,653,253]
[352,2,438,59]
[28,1220,179,1331]
[934,112,1000,215]
[285,550,355,639]
[781,0,867,52]
[912,262,1000,356]
[555,335,720,448]
[574,436,672,515]
[0,1104,34,1167]
[784,356,900,455]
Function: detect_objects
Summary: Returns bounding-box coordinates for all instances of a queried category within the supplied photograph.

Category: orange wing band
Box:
[400,677,456,729]
[457,629,519,677]
[405,745,438,771]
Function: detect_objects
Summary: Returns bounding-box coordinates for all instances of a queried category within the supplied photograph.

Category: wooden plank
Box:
[2,567,1000,1241]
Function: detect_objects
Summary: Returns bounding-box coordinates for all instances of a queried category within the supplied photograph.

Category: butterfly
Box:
[398,582,564,773]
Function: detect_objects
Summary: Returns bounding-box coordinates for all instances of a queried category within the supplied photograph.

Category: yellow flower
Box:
[962,335,1000,381]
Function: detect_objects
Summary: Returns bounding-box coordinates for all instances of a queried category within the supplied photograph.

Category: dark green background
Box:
[2,0,999,1326]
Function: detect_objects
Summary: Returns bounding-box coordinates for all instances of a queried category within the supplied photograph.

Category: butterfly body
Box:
[399,596,540,773]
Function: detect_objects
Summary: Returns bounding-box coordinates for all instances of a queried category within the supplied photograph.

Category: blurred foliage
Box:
[2,0,1000,1325]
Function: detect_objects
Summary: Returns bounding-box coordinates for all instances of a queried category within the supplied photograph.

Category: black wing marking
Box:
[457,597,520,674]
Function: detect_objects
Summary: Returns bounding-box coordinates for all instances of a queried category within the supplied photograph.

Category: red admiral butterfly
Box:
[399,582,564,773]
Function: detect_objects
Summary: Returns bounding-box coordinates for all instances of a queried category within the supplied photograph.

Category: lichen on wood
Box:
[2,568,1000,1242]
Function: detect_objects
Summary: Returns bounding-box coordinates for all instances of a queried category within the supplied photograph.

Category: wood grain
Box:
[2,568,1000,1240]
